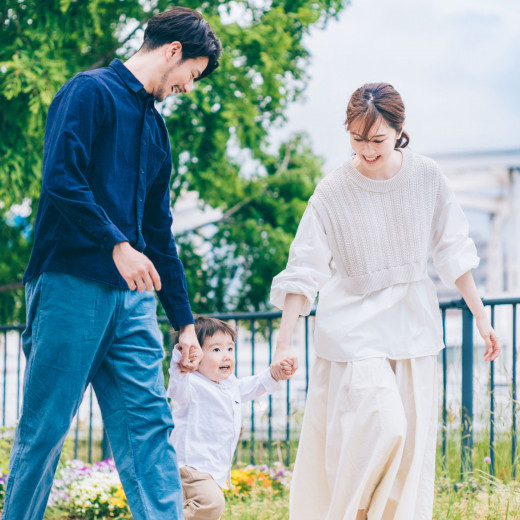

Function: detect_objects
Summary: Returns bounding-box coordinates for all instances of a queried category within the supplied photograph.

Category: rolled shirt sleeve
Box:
[430,175,480,288]
[270,201,332,315]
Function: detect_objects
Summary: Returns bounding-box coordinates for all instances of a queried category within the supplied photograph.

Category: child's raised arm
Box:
[166,345,193,405]
[238,368,282,402]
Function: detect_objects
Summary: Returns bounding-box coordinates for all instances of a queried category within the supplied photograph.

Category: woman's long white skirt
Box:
[290,355,438,520]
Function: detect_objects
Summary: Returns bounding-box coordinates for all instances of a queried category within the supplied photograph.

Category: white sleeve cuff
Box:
[167,348,187,400]
[270,282,314,316]
[435,238,480,288]
[258,367,283,393]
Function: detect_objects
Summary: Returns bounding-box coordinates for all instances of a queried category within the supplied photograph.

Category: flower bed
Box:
[0,460,292,518]
[49,459,130,518]
[225,463,292,501]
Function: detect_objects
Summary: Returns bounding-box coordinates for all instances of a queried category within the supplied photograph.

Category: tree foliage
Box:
[0,0,346,322]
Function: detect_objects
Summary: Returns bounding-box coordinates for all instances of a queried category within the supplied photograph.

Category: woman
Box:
[269,83,500,520]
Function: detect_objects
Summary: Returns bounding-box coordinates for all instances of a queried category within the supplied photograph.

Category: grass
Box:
[37,468,520,520]
[221,476,520,520]
[436,434,520,481]
[222,494,289,520]
[433,475,520,519]
[210,434,520,520]
[1,431,520,519]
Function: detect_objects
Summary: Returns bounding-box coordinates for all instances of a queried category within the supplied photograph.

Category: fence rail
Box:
[1,297,520,478]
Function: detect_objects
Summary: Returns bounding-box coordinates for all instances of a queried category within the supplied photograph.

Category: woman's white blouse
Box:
[270,188,479,362]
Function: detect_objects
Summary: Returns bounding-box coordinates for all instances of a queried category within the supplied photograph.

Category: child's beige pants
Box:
[290,355,438,520]
[180,466,225,520]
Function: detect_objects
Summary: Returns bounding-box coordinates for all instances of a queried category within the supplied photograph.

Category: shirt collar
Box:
[193,370,235,390]
[109,59,154,102]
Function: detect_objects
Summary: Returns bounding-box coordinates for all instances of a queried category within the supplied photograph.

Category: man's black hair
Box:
[143,6,222,80]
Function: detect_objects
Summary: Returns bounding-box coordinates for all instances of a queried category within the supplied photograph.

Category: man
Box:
[2,7,222,519]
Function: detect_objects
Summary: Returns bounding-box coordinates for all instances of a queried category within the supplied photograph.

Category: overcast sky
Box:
[271,0,520,172]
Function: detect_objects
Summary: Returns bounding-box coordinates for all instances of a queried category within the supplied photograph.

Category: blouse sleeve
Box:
[270,200,332,316]
[430,175,480,288]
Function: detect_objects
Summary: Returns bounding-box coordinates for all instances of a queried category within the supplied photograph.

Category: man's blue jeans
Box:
[1,272,183,519]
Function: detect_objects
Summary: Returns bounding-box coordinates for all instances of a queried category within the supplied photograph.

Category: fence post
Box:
[461,303,474,479]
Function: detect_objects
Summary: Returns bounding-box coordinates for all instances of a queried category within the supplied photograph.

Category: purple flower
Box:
[484,456,492,465]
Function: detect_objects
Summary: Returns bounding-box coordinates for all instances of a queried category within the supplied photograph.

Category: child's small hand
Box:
[175,343,204,373]
[270,346,298,381]
[177,325,203,373]
[281,359,294,376]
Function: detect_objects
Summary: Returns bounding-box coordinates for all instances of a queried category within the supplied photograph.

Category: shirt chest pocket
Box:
[146,141,167,190]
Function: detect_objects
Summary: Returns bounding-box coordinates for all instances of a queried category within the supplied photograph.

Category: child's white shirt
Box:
[167,348,281,488]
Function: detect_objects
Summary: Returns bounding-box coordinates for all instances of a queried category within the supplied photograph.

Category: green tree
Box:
[0,0,346,323]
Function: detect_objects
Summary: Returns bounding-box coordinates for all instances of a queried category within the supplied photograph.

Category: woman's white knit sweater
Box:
[311,148,450,295]
[270,148,479,360]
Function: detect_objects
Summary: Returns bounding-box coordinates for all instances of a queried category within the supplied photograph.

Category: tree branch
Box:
[176,143,294,237]
[0,282,23,294]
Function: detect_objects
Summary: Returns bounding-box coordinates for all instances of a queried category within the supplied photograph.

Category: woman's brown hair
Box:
[345,82,409,149]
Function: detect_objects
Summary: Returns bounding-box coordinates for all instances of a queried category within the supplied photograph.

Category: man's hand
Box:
[177,324,203,373]
[112,241,161,292]
[271,343,298,381]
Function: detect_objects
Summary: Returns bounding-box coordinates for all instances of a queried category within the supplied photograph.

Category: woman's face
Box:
[349,117,401,173]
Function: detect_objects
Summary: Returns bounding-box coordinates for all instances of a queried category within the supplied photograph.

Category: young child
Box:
[167,316,285,520]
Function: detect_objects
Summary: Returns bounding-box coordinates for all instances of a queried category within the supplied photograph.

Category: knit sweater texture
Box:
[311,148,449,295]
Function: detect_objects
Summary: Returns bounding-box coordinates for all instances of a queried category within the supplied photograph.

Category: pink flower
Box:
[484,456,492,465]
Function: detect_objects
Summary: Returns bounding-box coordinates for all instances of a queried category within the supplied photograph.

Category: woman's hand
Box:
[476,317,501,362]
[270,294,306,380]
[454,272,501,362]
[271,343,298,381]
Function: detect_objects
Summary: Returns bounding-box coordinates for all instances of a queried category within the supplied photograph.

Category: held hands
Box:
[270,359,296,382]
[270,343,298,381]
[476,316,501,362]
[176,324,203,373]
[112,241,161,292]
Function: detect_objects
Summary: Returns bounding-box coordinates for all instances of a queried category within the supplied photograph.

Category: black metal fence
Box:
[1,297,519,477]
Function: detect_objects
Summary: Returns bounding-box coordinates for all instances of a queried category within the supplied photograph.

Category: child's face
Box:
[197,332,236,384]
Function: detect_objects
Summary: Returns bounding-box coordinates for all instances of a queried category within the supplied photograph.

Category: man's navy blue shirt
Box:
[24,59,194,330]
